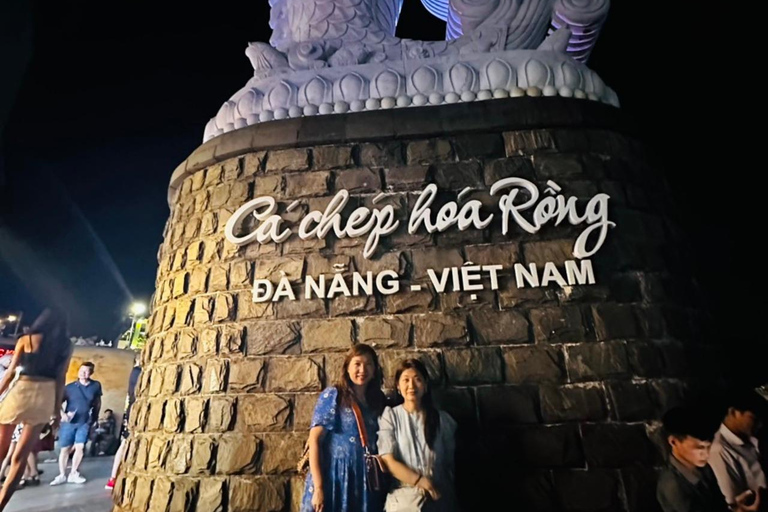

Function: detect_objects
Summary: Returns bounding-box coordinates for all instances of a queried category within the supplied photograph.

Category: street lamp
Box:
[130,302,147,317]
[2,313,22,338]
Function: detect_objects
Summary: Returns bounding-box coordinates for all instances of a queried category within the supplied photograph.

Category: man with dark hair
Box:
[710,390,767,508]
[50,361,102,485]
[657,406,760,512]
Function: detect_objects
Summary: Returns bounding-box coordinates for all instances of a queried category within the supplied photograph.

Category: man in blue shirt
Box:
[50,361,102,485]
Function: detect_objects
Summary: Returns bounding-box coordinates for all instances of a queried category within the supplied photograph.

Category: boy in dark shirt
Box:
[658,406,761,512]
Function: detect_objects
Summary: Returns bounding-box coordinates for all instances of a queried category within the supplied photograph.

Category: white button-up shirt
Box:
[709,423,766,504]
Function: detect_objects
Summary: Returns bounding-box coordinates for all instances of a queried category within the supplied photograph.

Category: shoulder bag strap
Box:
[350,399,370,453]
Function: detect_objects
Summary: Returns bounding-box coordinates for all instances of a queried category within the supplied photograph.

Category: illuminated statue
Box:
[204,0,614,142]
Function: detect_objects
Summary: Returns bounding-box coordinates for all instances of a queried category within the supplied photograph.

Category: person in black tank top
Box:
[0,308,72,511]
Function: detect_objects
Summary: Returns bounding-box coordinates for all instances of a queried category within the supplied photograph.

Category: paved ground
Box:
[5,456,114,512]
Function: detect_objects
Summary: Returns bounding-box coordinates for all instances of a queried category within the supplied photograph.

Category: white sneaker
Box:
[67,471,86,484]
[50,475,67,486]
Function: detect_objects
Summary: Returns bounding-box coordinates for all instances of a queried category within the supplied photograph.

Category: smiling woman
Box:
[300,344,387,512]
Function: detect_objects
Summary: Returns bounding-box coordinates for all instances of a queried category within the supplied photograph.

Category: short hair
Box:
[726,389,765,417]
[80,361,95,371]
[662,406,718,442]
[105,409,113,414]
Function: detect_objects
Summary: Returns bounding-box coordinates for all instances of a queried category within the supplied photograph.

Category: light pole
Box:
[10,313,22,338]
[127,302,146,349]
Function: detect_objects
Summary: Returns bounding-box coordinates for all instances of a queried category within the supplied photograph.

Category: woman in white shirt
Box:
[377,359,458,512]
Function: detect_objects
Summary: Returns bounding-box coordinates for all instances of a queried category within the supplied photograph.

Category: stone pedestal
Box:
[113,98,697,512]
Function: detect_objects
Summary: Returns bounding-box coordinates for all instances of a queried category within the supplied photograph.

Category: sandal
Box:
[17,479,26,489]
[26,476,40,486]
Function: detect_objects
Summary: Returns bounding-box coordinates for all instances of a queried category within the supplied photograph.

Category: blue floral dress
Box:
[301,387,384,512]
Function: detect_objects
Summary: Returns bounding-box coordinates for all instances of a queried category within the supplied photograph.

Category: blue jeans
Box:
[58,422,90,448]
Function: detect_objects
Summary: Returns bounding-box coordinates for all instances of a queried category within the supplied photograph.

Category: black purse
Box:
[351,400,391,493]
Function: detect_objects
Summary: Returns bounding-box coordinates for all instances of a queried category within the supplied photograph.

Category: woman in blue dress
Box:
[301,344,387,512]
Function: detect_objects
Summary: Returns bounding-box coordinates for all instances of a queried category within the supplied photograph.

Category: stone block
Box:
[197,477,225,512]
[385,290,434,314]
[302,319,354,353]
[414,314,468,347]
[503,130,556,155]
[245,321,300,355]
[236,395,291,432]
[406,139,453,164]
[483,157,535,185]
[607,380,656,421]
[432,161,484,189]
[262,433,306,474]
[229,358,266,393]
[294,393,321,430]
[464,243,520,269]
[266,148,310,172]
[335,168,381,192]
[478,385,540,426]
[470,308,529,345]
[410,247,464,281]
[533,154,583,179]
[275,297,325,319]
[452,133,504,159]
[203,359,229,394]
[229,477,286,512]
[540,385,607,422]
[591,304,640,341]
[444,348,502,384]
[207,397,235,433]
[523,240,574,266]
[184,397,207,434]
[217,435,261,474]
[330,295,376,317]
[566,342,630,382]
[383,165,429,190]
[530,307,586,343]
[503,346,565,384]
[190,436,217,475]
[357,316,411,349]
[313,145,354,169]
[266,357,323,392]
[505,425,585,468]
[582,424,660,467]
[170,479,198,512]
[284,171,331,197]
[179,364,203,395]
[168,436,193,474]
[359,142,403,167]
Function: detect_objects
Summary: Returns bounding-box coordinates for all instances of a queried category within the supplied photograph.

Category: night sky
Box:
[0,1,759,372]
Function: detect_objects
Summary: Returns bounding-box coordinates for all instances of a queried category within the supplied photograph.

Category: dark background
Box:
[0,2,761,384]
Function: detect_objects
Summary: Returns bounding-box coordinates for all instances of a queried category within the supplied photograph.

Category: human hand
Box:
[734,489,760,512]
[416,476,441,501]
[311,486,324,512]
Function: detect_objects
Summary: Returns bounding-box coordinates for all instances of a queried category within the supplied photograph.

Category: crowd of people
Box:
[0,307,764,512]
[0,308,140,511]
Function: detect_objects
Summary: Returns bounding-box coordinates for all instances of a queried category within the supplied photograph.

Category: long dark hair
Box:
[334,344,386,415]
[395,359,440,450]
[29,308,71,360]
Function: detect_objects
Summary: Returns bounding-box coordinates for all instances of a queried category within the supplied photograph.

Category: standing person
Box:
[709,389,767,509]
[49,361,102,485]
[0,308,73,511]
[300,344,386,512]
[377,359,458,512]
[106,354,141,490]
[657,406,760,512]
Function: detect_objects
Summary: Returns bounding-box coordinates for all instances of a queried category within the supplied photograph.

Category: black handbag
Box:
[351,400,391,493]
